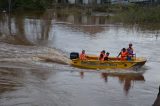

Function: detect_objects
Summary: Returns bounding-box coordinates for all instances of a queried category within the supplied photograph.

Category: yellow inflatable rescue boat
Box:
[70,52,146,70]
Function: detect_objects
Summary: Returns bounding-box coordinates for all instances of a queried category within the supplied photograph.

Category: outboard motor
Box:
[70,52,79,60]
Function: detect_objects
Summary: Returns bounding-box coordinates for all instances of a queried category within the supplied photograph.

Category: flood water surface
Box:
[0,11,160,106]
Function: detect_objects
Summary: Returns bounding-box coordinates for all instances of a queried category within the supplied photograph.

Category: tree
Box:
[0,0,55,10]
[0,0,8,10]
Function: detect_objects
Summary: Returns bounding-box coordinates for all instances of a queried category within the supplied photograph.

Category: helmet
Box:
[129,43,132,46]
[102,50,105,53]
[122,48,126,51]
[106,52,110,55]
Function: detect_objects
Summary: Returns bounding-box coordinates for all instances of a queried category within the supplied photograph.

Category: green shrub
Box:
[113,5,160,23]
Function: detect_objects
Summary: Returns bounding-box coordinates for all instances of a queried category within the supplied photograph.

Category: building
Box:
[56,0,111,4]
[129,0,152,3]
[56,0,158,5]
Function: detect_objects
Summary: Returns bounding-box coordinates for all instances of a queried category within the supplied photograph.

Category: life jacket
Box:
[99,52,105,61]
[121,51,128,60]
[104,54,109,61]
[80,53,86,60]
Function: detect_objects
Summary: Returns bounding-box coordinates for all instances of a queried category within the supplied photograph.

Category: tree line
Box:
[0,0,55,11]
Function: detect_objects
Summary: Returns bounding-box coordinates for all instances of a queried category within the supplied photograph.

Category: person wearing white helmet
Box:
[127,43,134,60]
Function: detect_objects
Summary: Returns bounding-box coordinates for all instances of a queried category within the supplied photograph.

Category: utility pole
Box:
[8,0,11,13]
[8,0,12,35]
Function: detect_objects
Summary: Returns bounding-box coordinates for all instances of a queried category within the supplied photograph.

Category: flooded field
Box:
[0,10,160,106]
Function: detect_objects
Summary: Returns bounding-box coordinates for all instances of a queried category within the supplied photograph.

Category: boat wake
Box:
[0,42,147,74]
[0,42,70,68]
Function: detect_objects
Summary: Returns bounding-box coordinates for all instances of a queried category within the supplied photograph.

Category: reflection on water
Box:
[0,67,60,106]
[0,64,156,106]
[79,72,145,95]
[79,71,84,79]
[117,74,144,95]
[0,10,160,106]
[0,10,159,46]
[0,10,55,45]
[0,68,24,94]
[0,66,144,96]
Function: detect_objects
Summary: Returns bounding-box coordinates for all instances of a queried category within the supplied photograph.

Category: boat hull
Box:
[71,57,146,70]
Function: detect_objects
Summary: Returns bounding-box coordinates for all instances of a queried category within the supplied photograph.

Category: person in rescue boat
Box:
[127,43,134,60]
[104,52,110,61]
[79,50,87,60]
[117,48,128,60]
[99,50,105,61]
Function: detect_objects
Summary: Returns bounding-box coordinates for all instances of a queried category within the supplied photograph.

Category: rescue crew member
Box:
[99,50,105,61]
[104,52,110,61]
[117,48,128,60]
[127,43,134,60]
[80,50,87,60]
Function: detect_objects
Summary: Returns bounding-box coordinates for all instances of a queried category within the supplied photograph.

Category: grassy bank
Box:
[112,5,160,23]
[52,4,160,24]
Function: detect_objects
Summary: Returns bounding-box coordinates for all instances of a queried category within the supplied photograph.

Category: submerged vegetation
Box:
[112,5,160,23]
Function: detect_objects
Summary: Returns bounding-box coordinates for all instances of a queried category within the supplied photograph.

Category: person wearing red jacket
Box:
[117,48,128,60]
[80,50,87,60]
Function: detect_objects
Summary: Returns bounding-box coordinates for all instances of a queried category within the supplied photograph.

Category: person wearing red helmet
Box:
[104,52,110,61]
[99,50,105,61]
[80,50,87,60]
[117,48,128,60]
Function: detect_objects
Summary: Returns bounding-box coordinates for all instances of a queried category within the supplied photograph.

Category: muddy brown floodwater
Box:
[0,11,160,106]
